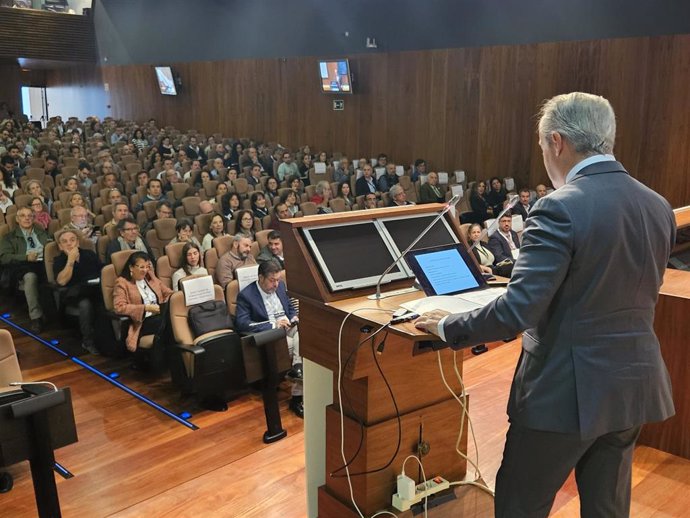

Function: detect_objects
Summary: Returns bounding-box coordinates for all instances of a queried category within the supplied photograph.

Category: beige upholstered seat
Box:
[0,330,22,392]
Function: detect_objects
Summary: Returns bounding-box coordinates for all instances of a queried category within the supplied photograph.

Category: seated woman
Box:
[68,192,95,217]
[0,188,13,214]
[113,251,173,362]
[250,191,270,219]
[192,169,211,189]
[419,171,445,204]
[279,189,300,217]
[297,154,312,185]
[0,169,17,199]
[485,177,507,216]
[336,182,356,209]
[29,197,51,230]
[63,176,82,195]
[201,213,227,252]
[169,218,202,247]
[172,242,209,291]
[234,209,256,240]
[466,223,493,274]
[264,177,280,204]
[221,192,241,221]
[311,181,334,214]
[287,174,304,196]
[469,181,493,222]
[25,179,52,213]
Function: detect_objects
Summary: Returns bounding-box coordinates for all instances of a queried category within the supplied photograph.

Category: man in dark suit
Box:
[355,163,379,197]
[415,92,675,518]
[235,260,303,417]
[487,213,520,265]
[513,188,532,221]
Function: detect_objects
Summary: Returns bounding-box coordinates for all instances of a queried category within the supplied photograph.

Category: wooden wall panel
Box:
[95,34,690,207]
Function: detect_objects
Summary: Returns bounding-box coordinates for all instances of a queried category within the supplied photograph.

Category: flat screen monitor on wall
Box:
[318,59,352,94]
[155,66,177,96]
[302,220,406,291]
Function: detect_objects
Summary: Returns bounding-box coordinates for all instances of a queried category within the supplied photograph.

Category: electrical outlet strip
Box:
[391,476,450,511]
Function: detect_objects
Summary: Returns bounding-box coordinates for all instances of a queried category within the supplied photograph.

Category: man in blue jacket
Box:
[235,260,303,418]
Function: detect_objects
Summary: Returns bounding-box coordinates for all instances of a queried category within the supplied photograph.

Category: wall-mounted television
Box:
[155,66,177,96]
[318,59,352,94]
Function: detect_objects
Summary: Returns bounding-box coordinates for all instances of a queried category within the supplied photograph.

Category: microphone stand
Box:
[375,194,461,300]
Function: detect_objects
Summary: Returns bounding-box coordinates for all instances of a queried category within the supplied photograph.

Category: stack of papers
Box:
[400,287,506,315]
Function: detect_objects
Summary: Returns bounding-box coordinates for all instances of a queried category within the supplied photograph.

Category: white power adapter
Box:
[396,474,416,501]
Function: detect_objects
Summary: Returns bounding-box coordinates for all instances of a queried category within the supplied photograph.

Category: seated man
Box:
[105,217,154,264]
[257,231,285,269]
[247,164,263,188]
[488,212,520,276]
[513,188,532,221]
[103,201,130,236]
[355,164,380,197]
[363,193,379,210]
[53,229,101,354]
[235,260,303,418]
[276,151,299,182]
[409,158,427,182]
[377,162,399,193]
[140,200,174,235]
[215,234,256,289]
[134,178,166,214]
[333,156,352,184]
[76,161,93,190]
[268,203,291,231]
[0,207,49,332]
[530,183,548,208]
[387,184,414,206]
[63,206,98,244]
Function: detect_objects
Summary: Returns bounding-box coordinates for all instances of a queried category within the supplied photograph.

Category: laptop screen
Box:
[405,243,486,296]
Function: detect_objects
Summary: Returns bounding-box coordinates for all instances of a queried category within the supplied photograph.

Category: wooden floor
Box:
[1,302,689,517]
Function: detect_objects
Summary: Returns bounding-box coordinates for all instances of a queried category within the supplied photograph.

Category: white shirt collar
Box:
[565,154,616,184]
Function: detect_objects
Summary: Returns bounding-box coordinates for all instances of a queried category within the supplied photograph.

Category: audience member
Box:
[140,200,174,235]
[113,251,172,360]
[250,192,270,219]
[378,162,399,193]
[268,203,291,230]
[158,136,175,159]
[264,177,280,204]
[135,179,166,213]
[486,177,508,216]
[0,189,12,213]
[221,192,242,221]
[387,184,414,206]
[201,213,228,252]
[103,202,130,236]
[336,182,355,208]
[530,184,548,208]
[257,231,285,268]
[466,223,493,274]
[311,181,333,211]
[513,188,532,221]
[105,217,154,264]
[487,213,520,276]
[44,155,59,179]
[215,234,256,289]
[198,200,214,215]
[297,153,312,185]
[333,157,352,185]
[287,175,304,196]
[363,193,378,209]
[419,171,445,204]
[235,259,303,418]
[410,158,427,182]
[0,168,17,198]
[185,135,207,165]
[171,242,208,291]
[470,181,493,222]
[247,164,263,188]
[29,197,51,230]
[53,229,101,354]
[0,206,48,332]
[277,151,299,182]
[355,164,380,197]
[64,206,98,243]
[169,219,201,247]
[234,209,256,240]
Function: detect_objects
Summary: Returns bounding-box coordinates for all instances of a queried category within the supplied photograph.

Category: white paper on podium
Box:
[395,165,404,177]
[237,264,260,291]
[314,162,326,174]
[375,167,386,179]
[455,170,466,183]
[438,172,449,184]
[400,287,506,315]
[182,275,215,306]
[451,184,464,197]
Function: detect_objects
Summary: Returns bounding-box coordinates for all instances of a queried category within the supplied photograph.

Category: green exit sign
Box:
[333,100,344,111]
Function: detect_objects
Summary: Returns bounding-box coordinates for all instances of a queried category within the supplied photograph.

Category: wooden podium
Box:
[281,205,472,517]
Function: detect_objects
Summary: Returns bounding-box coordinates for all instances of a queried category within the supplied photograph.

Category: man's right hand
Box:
[276,319,291,329]
[26,252,38,262]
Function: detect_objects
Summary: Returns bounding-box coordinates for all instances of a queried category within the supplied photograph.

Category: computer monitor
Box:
[318,59,352,94]
[301,220,407,291]
[155,66,177,96]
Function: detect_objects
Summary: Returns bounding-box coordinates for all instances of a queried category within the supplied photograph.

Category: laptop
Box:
[401,243,506,315]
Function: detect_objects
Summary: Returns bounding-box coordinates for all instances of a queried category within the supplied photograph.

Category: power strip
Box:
[391,476,450,511]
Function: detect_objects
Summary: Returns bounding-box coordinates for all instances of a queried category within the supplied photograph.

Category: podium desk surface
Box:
[660,268,690,298]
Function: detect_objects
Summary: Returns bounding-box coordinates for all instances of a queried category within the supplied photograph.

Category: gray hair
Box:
[232,233,250,243]
[538,92,616,156]
[389,184,404,197]
[315,180,330,196]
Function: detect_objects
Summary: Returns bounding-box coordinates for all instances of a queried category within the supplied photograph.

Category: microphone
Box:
[374,194,461,300]
[469,194,519,253]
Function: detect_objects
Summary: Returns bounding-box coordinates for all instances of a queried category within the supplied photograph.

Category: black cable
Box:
[330,324,390,478]
[332,330,403,478]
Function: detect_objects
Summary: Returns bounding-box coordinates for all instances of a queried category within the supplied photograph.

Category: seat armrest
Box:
[245,327,286,348]
[175,344,204,355]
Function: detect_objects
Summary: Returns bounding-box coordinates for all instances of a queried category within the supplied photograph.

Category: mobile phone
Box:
[289,320,299,327]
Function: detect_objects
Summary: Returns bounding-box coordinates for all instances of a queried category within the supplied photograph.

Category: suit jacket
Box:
[355,176,377,197]
[513,202,530,221]
[235,281,295,333]
[112,274,173,351]
[487,230,520,264]
[443,161,676,439]
[419,183,444,204]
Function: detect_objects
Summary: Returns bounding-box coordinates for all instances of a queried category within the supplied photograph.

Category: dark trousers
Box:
[495,423,641,518]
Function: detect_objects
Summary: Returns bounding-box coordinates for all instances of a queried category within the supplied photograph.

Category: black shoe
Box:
[81,341,100,355]
[286,363,303,381]
[201,395,228,412]
[471,344,488,355]
[30,318,43,334]
[0,472,12,493]
[289,396,304,419]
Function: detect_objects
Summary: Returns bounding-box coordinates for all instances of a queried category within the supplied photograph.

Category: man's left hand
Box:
[414,310,451,337]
